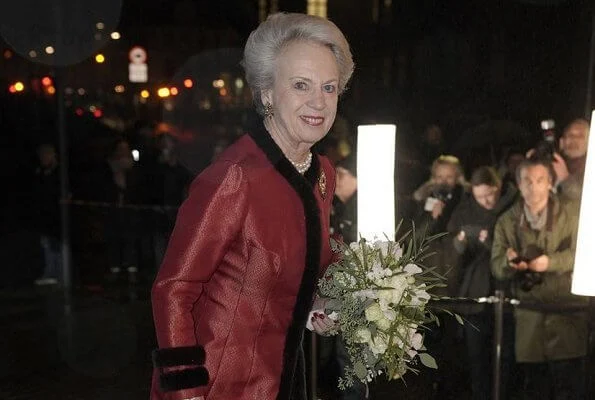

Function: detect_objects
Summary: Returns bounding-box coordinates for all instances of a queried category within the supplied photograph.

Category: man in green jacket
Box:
[491,157,589,399]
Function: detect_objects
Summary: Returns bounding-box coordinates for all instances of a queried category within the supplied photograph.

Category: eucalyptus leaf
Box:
[354,361,368,381]
[419,353,438,369]
[455,313,464,325]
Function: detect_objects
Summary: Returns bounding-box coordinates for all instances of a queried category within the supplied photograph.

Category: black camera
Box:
[431,184,452,203]
[517,270,543,292]
[532,119,557,163]
[514,245,544,292]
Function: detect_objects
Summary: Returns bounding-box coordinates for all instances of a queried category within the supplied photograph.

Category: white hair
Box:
[241,12,354,116]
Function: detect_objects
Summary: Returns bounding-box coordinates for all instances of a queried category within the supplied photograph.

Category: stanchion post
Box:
[56,68,72,292]
[492,290,504,400]
[310,332,317,400]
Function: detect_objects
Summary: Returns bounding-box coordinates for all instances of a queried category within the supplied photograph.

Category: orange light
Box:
[219,88,227,96]
[8,85,16,93]
[3,49,12,59]
[14,82,24,92]
[93,109,103,118]
[140,89,150,99]
[183,79,193,88]
[170,87,178,96]
[41,76,52,86]
[46,86,56,95]
[157,87,170,98]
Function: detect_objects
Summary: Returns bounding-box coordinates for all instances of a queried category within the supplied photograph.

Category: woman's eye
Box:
[294,81,308,90]
[323,84,336,93]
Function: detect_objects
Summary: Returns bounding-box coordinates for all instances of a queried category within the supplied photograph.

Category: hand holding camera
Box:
[507,246,549,291]
[507,248,529,270]
[551,152,569,185]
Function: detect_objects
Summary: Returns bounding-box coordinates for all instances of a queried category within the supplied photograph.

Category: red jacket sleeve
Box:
[151,162,249,398]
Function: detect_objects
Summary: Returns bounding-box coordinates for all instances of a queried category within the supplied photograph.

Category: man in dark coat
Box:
[448,166,517,400]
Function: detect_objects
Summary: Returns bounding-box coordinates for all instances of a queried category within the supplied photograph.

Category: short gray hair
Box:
[241,12,354,116]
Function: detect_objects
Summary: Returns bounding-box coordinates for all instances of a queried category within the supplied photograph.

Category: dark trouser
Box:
[105,211,137,271]
[39,235,62,280]
[521,357,586,400]
[318,335,367,399]
[464,313,492,400]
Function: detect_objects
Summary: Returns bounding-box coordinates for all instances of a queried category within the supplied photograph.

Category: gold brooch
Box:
[318,170,327,199]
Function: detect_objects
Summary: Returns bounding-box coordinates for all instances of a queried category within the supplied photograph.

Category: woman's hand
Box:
[309,297,338,336]
[310,312,337,336]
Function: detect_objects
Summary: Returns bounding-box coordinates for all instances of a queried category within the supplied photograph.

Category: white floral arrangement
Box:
[319,225,458,389]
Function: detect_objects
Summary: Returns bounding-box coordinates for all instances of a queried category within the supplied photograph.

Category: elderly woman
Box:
[150,12,354,400]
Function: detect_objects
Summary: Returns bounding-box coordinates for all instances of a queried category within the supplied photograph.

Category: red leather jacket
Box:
[151,128,336,400]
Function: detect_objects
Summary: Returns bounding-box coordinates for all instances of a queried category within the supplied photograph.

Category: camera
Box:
[517,270,543,292]
[513,245,544,292]
[431,184,452,203]
[532,119,557,162]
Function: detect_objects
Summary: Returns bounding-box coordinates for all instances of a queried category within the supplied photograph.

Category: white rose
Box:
[376,317,392,331]
[368,333,389,355]
[355,327,372,343]
[365,302,383,322]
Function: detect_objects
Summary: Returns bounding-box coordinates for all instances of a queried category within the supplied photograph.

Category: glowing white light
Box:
[131,150,140,162]
[572,110,595,296]
[45,46,55,55]
[111,31,121,40]
[96,22,105,30]
[357,124,396,241]
[235,78,244,89]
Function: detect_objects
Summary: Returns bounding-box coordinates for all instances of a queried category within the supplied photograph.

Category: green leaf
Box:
[354,361,368,381]
[455,313,464,325]
[419,353,438,369]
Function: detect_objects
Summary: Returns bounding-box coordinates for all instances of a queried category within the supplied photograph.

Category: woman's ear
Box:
[260,89,272,107]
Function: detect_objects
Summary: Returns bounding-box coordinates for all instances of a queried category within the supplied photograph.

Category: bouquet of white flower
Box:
[318,224,456,389]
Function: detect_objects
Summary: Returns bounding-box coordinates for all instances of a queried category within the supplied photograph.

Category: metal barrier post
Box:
[492,290,504,400]
[310,332,318,400]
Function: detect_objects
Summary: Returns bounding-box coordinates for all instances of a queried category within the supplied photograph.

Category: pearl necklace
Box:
[290,152,313,174]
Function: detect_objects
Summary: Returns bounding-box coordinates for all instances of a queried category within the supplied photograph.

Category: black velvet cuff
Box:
[152,346,206,368]
[159,367,209,392]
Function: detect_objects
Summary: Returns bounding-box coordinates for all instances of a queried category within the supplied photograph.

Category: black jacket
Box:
[447,182,518,312]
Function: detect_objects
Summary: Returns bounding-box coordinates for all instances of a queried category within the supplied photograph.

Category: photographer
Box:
[413,155,469,235]
[553,119,589,201]
[491,157,589,399]
[529,119,589,201]
[448,166,517,400]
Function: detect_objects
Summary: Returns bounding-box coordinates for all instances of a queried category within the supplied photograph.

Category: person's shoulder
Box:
[497,200,521,224]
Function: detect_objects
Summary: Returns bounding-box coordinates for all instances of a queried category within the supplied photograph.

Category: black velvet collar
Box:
[247,123,321,188]
[248,123,322,400]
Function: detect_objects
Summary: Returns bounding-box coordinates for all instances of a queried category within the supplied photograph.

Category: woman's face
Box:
[262,40,339,148]
[472,184,500,210]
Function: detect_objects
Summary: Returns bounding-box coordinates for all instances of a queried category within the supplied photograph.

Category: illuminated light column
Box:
[357,124,396,241]
[307,0,327,18]
[572,110,595,296]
